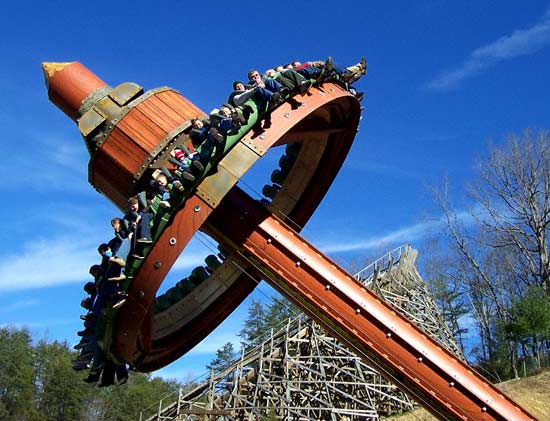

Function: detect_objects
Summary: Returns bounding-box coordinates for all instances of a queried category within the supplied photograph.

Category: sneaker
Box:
[278,86,290,97]
[151,169,162,181]
[72,361,90,371]
[80,346,93,356]
[243,104,254,116]
[159,201,171,209]
[90,360,105,371]
[77,328,92,337]
[342,72,356,83]
[299,80,312,94]
[270,92,282,106]
[209,127,224,143]
[98,379,114,388]
[83,375,99,384]
[288,98,303,110]
[112,298,126,310]
[118,375,129,385]
[109,256,125,267]
[107,274,127,282]
[192,160,204,172]
[355,91,365,102]
[137,237,152,244]
[360,56,367,74]
[172,180,184,192]
[324,56,333,73]
[231,108,247,125]
[74,340,89,350]
[80,297,92,310]
[180,170,195,181]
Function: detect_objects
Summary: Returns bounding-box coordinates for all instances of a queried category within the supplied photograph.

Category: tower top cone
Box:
[42,61,107,121]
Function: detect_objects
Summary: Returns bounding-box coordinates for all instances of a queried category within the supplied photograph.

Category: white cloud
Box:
[0,319,73,329]
[319,219,439,254]
[0,129,89,193]
[319,209,474,254]
[0,237,99,292]
[427,10,550,90]
[0,234,219,293]
[0,299,40,313]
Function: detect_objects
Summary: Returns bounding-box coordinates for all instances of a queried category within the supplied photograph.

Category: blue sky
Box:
[1,1,550,383]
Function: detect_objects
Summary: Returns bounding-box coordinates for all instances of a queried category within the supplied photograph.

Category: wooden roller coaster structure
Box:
[43,61,536,420]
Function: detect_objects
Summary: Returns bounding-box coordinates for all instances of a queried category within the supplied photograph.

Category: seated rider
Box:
[150,172,173,209]
[189,118,224,146]
[97,360,129,387]
[110,217,131,257]
[124,196,153,259]
[97,243,126,284]
[228,81,281,108]
[169,145,204,177]
[247,69,289,98]
[266,66,312,94]
[293,56,367,85]
[228,81,282,128]
[209,104,249,135]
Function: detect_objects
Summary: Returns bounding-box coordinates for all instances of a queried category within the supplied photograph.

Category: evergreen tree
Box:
[207,342,237,374]
[0,327,36,419]
[428,273,469,352]
[264,296,299,333]
[238,295,300,352]
[35,340,89,420]
[504,286,550,367]
[97,373,179,421]
[238,299,267,347]
[0,326,186,420]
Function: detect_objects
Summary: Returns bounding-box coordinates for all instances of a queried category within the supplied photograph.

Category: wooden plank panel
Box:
[138,96,183,130]
[147,91,195,125]
[158,90,205,119]
[93,150,136,209]
[117,110,167,151]
[102,129,149,172]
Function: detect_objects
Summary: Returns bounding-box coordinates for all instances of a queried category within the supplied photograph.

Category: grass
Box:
[387,369,550,420]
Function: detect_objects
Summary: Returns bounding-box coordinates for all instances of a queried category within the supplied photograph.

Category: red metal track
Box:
[204,186,536,421]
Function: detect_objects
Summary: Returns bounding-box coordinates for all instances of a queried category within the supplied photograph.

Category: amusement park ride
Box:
[43,61,535,420]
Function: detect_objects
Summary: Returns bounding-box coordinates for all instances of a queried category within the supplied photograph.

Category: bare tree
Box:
[431,129,550,378]
[469,129,550,293]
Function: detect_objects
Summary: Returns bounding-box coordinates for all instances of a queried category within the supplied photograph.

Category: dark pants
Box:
[137,212,152,240]
[262,78,284,93]
[276,69,308,91]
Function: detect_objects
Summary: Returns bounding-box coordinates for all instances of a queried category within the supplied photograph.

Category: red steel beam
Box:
[205,186,536,421]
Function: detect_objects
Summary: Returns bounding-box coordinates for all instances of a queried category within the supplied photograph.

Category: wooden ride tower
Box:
[43,61,536,420]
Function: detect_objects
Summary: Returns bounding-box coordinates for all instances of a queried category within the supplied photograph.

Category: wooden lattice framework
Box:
[141,245,463,421]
